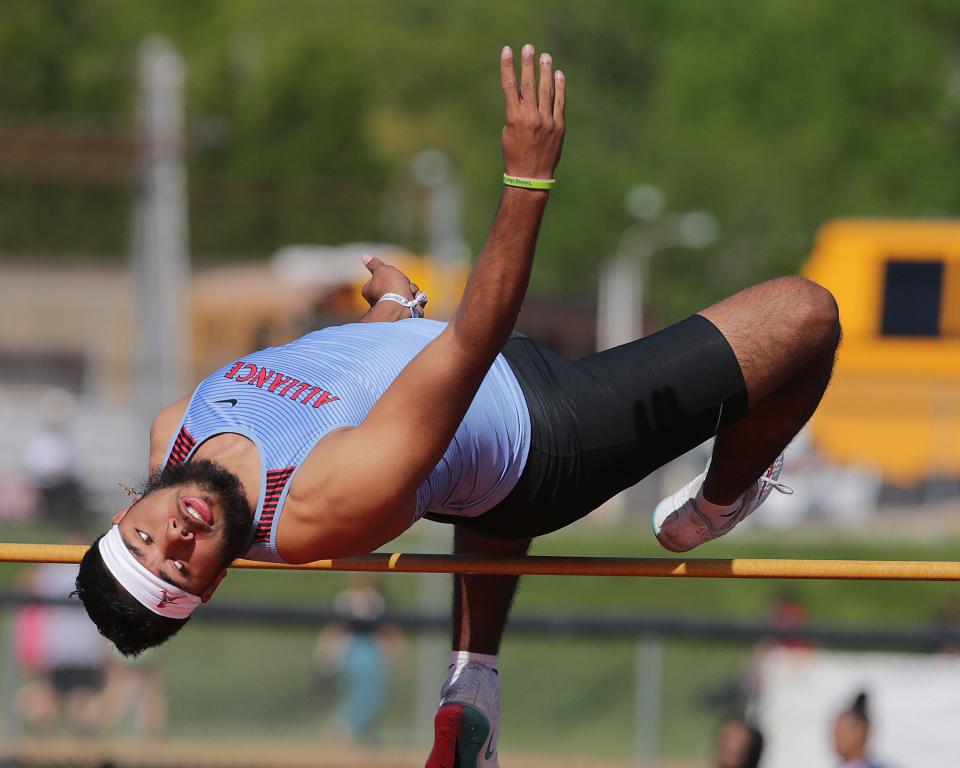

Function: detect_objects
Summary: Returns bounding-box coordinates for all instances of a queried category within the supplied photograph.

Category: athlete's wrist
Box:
[502,173,555,191]
[361,301,409,323]
[377,291,428,318]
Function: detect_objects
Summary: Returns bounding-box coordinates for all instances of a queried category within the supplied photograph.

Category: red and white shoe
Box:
[425,662,501,768]
[652,454,791,552]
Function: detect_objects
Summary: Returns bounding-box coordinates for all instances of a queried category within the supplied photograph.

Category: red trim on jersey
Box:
[167,427,197,467]
[252,466,297,544]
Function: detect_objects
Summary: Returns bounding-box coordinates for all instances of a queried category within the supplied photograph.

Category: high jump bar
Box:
[4,542,960,581]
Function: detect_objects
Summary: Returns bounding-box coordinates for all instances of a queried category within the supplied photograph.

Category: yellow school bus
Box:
[802,219,960,484]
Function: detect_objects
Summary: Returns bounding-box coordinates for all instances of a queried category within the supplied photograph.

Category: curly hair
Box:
[74,535,188,657]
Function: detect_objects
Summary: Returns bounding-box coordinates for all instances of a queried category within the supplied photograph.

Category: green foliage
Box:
[3,1,960,316]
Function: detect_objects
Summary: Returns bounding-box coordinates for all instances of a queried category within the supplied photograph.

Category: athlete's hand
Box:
[500,43,566,180]
[360,254,422,308]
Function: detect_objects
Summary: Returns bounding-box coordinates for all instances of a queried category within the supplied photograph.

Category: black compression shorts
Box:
[425,314,747,539]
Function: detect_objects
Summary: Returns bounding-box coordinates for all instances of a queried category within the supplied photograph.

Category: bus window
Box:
[880,259,943,337]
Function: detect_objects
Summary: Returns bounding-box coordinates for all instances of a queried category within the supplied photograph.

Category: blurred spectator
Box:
[0,475,37,522]
[713,714,764,768]
[706,590,813,718]
[314,575,405,742]
[770,588,811,649]
[15,539,167,737]
[21,388,85,526]
[833,691,885,768]
[15,558,109,733]
[100,650,168,737]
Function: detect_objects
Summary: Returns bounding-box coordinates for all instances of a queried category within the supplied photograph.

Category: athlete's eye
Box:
[137,529,152,544]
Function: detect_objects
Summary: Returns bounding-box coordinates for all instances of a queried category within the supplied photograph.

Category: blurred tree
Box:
[2,0,960,321]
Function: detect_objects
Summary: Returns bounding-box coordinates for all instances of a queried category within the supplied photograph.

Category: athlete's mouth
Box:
[179,496,213,530]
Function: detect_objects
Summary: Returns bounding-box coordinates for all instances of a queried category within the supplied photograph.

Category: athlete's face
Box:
[111,460,253,599]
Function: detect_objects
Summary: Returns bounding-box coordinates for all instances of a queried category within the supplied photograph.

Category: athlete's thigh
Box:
[460,315,747,538]
[571,313,747,478]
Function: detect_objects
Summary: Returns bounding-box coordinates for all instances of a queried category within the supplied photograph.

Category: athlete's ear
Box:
[111,505,134,525]
[200,569,228,603]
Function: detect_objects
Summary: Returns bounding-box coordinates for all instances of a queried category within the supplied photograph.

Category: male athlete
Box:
[75,44,840,768]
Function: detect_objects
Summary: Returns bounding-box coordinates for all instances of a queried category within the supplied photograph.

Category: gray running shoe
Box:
[426,662,501,768]
[652,454,790,552]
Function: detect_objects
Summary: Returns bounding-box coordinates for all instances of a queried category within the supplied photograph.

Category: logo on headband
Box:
[157,590,185,609]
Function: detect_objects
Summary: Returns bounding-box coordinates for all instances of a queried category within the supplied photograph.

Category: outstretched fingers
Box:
[519,43,537,112]
[499,41,567,180]
[500,46,520,116]
[538,52,554,118]
[553,69,565,126]
[502,43,560,120]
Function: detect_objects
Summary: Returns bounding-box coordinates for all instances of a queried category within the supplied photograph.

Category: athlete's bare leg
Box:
[452,526,531,654]
[698,276,841,503]
[426,528,526,767]
[447,277,840,642]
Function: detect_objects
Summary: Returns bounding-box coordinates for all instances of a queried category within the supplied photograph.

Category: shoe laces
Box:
[760,475,793,495]
[718,474,792,520]
[760,454,792,495]
[759,457,793,498]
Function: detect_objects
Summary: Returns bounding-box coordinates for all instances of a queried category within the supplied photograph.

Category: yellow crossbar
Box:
[3,542,960,581]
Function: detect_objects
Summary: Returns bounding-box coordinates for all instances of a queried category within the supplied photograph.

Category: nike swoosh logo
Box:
[484,726,496,760]
[213,398,238,407]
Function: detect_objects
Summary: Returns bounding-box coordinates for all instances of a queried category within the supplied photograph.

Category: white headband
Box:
[98,525,201,620]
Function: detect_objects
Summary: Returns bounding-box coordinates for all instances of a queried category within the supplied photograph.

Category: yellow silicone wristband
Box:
[502,174,556,190]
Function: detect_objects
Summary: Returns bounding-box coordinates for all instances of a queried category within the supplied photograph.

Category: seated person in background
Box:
[714,714,764,768]
[833,691,885,768]
[17,556,109,733]
[313,575,404,743]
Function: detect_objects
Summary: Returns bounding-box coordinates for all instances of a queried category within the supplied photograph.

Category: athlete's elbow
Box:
[445,317,508,369]
[277,496,412,563]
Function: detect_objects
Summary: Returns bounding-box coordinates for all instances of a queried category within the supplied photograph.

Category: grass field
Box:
[2,519,959,763]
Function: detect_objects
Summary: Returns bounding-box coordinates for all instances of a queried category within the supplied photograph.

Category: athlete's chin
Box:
[216,505,254,563]
[187,546,231,587]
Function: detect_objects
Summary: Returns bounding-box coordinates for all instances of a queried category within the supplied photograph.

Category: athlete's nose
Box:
[167,516,194,542]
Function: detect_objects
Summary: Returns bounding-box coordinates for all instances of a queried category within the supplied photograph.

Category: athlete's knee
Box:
[776,276,841,351]
[800,278,840,350]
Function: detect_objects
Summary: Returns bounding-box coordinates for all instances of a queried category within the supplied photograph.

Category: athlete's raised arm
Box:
[280,43,566,560]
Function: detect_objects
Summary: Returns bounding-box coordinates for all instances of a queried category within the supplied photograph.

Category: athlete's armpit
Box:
[276,426,418,562]
[148,396,191,470]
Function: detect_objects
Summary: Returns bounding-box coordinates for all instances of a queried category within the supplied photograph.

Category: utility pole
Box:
[598,184,717,350]
[132,37,191,431]
[410,149,466,737]
[411,149,470,318]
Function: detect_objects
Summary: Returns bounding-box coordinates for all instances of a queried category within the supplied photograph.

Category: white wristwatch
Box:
[376,291,429,318]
